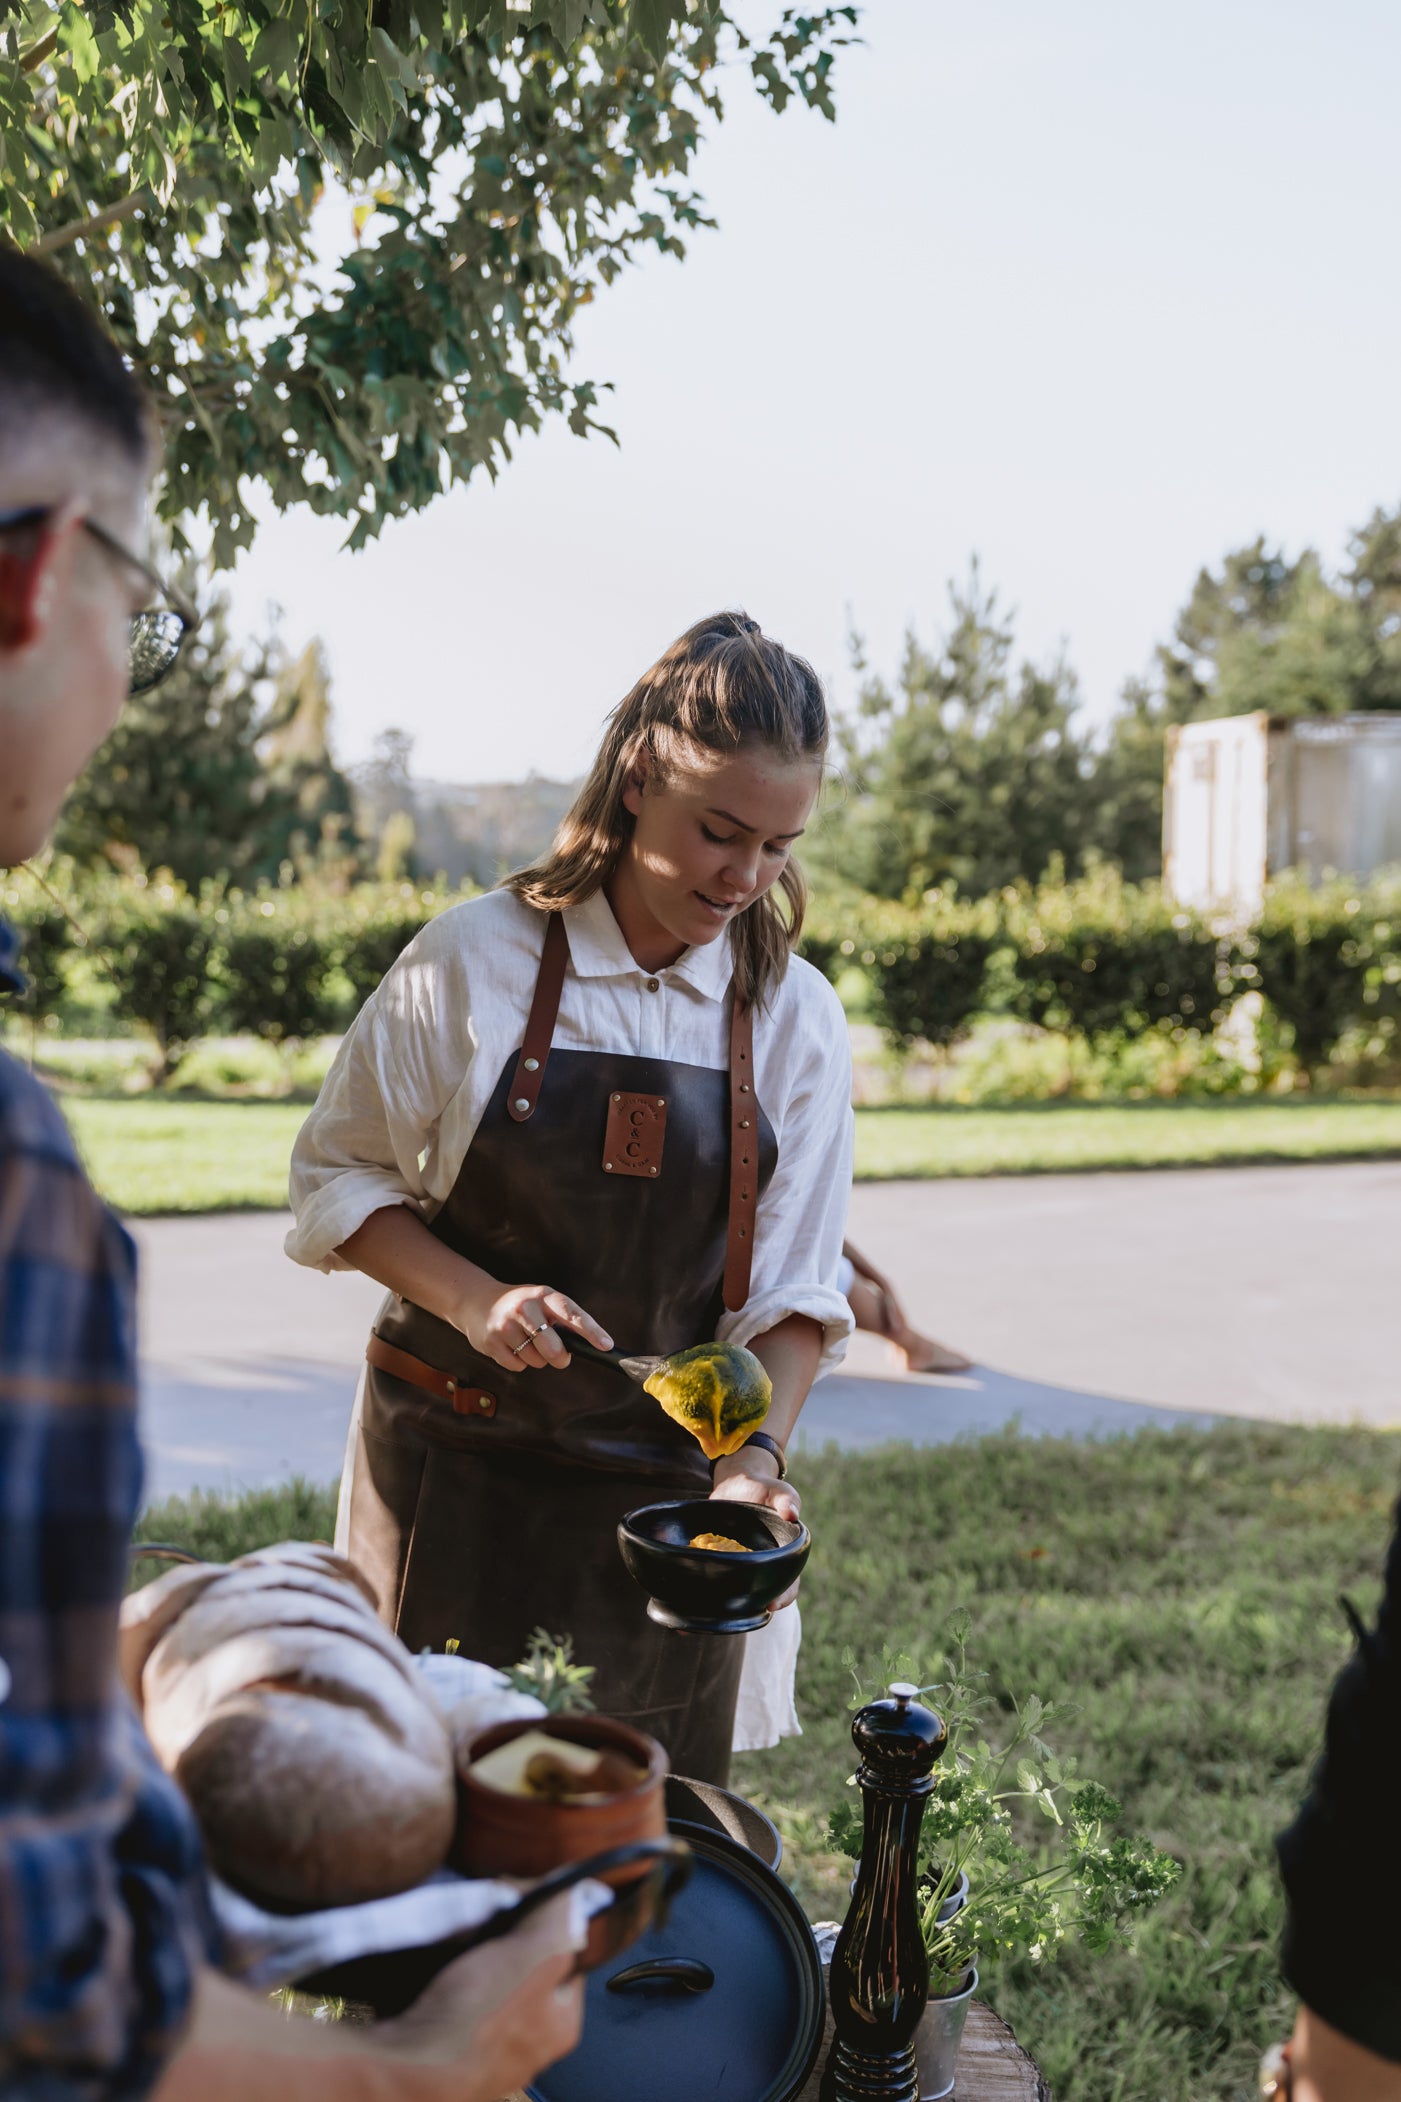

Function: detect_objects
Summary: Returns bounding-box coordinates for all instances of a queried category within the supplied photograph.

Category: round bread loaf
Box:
[122,1543,455,1910]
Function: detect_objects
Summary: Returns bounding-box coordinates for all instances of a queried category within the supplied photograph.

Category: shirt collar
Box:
[562,889,734,1003]
[0,914,25,997]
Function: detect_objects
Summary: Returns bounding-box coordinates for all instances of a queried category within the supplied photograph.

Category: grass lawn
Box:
[65,1098,305,1213]
[136,1422,1398,2101]
[852,1096,1401,1179]
[62,1092,1401,1214]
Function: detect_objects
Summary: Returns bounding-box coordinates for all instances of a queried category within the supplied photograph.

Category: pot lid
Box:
[527,1824,825,2102]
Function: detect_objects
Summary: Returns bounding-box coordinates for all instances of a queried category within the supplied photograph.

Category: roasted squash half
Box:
[644,1340,772,1461]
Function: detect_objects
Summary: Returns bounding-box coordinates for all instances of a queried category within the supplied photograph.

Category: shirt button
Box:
[645,978,660,992]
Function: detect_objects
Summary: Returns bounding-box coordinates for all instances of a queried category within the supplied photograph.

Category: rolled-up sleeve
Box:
[0,1096,211,2099]
[717,969,855,1379]
[286,922,478,1272]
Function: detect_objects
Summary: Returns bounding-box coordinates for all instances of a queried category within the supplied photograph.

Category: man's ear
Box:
[0,505,82,655]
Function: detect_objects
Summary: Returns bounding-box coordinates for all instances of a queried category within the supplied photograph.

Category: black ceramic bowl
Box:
[617,1498,811,1634]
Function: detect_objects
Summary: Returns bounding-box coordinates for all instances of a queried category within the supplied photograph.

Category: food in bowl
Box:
[455,1715,668,1882]
[617,1498,811,1634]
[468,1728,646,1804]
[690,1532,751,1553]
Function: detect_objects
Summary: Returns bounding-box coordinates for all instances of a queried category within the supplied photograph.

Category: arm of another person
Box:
[0,1116,216,2101]
[151,1895,584,2102]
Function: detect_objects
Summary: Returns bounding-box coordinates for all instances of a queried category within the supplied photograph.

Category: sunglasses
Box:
[0,504,199,696]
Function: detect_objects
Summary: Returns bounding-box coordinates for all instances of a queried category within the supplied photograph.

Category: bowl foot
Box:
[644,1599,773,1636]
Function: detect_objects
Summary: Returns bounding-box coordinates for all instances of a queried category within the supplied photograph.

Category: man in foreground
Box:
[0,245,584,2099]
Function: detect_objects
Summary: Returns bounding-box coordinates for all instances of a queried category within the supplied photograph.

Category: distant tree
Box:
[812,568,1095,900]
[1158,538,1368,722]
[1083,678,1179,884]
[1091,501,1401,868]
[55,602,358,887]
[258,642,360,876]
[1342,505,1401,711]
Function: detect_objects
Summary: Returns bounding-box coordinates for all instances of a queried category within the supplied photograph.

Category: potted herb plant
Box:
[828,1618,1180,2101]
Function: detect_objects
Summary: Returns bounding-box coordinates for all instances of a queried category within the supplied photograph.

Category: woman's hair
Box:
[506,610,828,1009]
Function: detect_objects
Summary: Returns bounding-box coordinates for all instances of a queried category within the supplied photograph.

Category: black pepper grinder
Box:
[824,1681,948,2102]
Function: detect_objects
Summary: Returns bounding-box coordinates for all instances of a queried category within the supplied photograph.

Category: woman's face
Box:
[612,742,822,964]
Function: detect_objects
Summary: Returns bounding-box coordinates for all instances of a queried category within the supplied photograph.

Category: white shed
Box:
[1163,711,1401,913]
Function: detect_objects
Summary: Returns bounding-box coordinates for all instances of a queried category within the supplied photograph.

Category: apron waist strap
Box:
[366,1333,499,1418]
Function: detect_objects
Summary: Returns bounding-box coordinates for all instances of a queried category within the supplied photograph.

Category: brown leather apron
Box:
[339,910,778,1783]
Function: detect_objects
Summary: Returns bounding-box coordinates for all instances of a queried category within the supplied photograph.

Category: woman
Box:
[286,613,854,1784]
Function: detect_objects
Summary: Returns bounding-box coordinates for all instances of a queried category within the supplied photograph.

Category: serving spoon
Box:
[547,1330,664,1385]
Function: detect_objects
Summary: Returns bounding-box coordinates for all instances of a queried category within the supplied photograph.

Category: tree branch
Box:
[20,27,59,71]
[30,190,148,256]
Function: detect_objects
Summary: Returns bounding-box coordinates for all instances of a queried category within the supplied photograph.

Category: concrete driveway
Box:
[133,1160,1400,1503]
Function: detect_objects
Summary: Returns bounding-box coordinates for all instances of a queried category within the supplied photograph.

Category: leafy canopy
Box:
[1,2,856,561]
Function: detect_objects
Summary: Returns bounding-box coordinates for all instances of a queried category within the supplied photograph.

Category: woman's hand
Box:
[710,1447,802,1608]
[455,1277,613,1374]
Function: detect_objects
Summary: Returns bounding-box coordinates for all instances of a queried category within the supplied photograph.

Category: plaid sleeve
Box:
[0,1060,211,2099]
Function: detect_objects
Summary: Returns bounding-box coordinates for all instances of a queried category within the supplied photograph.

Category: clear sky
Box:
[223,0,1401,785]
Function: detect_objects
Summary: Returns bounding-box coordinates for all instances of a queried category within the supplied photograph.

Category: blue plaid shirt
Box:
[0,916,212,2099]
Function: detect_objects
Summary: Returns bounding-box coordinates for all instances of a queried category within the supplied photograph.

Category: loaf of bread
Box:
[121,1543,456,1910]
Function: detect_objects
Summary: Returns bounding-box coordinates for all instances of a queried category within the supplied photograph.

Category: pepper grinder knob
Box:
[825,1684,948,2102]
[851,1681,947,1780]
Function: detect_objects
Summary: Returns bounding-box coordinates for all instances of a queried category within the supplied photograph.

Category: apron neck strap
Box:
[510,909,758,1312]
[723,991,756,1313]
[507,910,571,1121]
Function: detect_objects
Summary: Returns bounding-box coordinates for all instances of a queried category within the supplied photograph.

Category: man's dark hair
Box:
[0,244,150,466]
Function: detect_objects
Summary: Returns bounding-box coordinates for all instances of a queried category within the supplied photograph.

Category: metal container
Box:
[526,1820,825,2102]
[914,1965,978,2100]
[1163,711,1401,912]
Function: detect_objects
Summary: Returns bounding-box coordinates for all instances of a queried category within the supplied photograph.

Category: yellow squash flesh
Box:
[644,1341,773,1462]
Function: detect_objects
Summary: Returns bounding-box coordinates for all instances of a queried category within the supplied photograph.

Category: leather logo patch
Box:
[603,1091,667,1178]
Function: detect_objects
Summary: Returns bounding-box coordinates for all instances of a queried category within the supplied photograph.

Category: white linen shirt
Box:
[285,886,855,1377]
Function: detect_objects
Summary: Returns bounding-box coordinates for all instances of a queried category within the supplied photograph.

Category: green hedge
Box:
[0,867,474,1073]
[5,863,1400,1083]
[800,868,1401,1074]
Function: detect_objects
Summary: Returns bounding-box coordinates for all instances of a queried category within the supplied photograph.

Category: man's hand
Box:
[381,1895,587,2095]
[710,1448,802,1608]
[152,1893,589,2101]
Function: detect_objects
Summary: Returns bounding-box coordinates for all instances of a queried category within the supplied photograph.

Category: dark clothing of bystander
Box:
[1277,1486,1401,2062]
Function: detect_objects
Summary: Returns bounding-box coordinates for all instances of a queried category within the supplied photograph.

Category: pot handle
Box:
[448,1836,693,1954]
[607,1957,715,1996]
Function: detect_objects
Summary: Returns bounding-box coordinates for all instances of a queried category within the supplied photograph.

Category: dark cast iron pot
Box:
[525,1812,825,2102]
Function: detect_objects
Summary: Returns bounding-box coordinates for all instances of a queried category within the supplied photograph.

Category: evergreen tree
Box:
[55,602,358,887]
[812,568,1094,900]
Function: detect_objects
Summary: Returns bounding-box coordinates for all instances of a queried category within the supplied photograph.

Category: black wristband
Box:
[711,1431,787,1481]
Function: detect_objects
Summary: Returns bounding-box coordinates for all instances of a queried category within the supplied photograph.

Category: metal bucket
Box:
[914,1965,977,2100]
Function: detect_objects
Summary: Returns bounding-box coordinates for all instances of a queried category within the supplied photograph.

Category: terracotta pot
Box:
[453,1714,668,1883]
